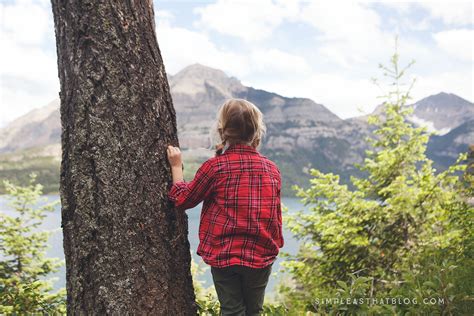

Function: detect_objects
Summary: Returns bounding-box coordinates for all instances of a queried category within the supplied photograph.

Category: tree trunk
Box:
[51,1,197,314]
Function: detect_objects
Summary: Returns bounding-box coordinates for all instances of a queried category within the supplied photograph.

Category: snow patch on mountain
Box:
[409,115,451,135]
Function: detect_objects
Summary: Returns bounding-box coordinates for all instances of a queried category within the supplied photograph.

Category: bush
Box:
[280,42,474,314]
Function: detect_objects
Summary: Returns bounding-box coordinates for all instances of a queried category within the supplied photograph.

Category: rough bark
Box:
[50,0,197,314]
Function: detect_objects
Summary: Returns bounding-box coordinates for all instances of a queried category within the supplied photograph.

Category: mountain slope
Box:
[351,92,474,135]
[0,99,60,153]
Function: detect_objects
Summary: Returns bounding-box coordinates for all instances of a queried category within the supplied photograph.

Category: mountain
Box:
[169,64,248,149]
[352,92,474,135]
[0,64,472,195]
[169,64,348,151]
[162,64,369,189]
[410,92,473,134]
[0,99,60,153]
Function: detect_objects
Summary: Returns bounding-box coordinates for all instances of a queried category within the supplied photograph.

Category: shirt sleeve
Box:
[168,158,216,211]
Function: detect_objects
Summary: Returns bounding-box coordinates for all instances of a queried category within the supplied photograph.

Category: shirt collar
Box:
[223,143,258,154]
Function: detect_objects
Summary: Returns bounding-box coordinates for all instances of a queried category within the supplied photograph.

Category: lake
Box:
[0,195,311,297]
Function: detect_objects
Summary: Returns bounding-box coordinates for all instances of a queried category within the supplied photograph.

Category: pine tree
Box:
[0,174,66,314]
[281,41,473,314]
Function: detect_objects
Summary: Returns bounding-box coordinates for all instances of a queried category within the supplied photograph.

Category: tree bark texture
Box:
[51,1,197,314]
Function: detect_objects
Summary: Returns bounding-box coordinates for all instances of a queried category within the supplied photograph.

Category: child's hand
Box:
[167,145,182,168]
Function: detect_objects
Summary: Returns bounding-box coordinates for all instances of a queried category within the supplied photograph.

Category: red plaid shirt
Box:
[168,143,284,268]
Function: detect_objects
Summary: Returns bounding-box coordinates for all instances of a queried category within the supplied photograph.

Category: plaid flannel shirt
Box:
[168,143,284,268]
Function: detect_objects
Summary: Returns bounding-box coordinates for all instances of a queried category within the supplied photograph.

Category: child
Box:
[167,98,284,315]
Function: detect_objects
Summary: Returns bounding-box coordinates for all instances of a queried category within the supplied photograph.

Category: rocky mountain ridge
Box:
[351,92,473,136]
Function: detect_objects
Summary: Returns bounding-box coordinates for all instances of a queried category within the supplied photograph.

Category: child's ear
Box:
[251,138,259,148]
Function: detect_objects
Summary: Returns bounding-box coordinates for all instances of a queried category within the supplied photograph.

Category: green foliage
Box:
[192,259,221,315]
[0,174,66,314]
[280,41,474,314]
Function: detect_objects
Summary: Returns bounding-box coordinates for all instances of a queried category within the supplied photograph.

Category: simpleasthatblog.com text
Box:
[313,297,446,306]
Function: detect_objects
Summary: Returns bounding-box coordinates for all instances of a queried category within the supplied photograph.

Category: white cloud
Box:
[379,1,413,13]
[0,0,59,124]
[298,2,393,68]
[248,48,310,75]
[1,37,57,84]
[194,0,299,42]
[418,1,473,26]
[300,2,381,42]
[1,0,53,45]
[433,29,474,61]
[302,74,380,119]
[156,16,310,80]
[156,18,249,77]
[381,1,473,27]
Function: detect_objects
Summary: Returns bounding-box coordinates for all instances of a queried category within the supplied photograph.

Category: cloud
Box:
[433,29,474,61]
[301,74,380,119]
[248,48,310,75]
[156,17,249,77]
[1,37,57,85]
[193,0,299,42]
[381,1,473,27]
[300,2,381,42]
[418,1,473,26]
[0,0,59,125]
[156,13,310,80]
[1,0,53,45]
[298,2,393,68]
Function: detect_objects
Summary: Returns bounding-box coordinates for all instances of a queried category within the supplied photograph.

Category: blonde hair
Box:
[210,98,266,149]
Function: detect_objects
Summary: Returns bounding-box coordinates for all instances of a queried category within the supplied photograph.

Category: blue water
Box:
[0,195,311,296]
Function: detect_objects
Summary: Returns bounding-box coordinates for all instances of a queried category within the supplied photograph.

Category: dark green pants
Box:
[211,264,273,316]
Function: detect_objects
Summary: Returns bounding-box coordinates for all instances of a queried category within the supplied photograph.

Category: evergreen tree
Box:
[281,42,474,314]
[0,174,66,314]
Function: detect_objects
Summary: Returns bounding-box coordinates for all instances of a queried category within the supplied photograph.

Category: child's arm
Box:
[166,145,216,211]
[167,145,184,183]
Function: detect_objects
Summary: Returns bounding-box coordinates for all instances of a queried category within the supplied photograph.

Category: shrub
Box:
[280,41,474,314]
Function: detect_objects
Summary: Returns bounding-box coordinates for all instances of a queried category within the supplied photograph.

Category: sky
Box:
[0,0,472,126]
